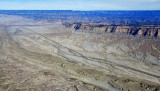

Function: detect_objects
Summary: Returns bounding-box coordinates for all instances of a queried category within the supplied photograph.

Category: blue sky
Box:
[0,0,160,10]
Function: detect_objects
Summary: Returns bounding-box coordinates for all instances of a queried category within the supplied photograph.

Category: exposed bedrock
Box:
[63,22,160,38]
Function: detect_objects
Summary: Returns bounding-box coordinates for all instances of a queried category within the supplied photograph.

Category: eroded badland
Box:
[0,12,160,91]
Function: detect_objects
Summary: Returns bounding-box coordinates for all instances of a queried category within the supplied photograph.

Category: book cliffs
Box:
[63,22,160,38]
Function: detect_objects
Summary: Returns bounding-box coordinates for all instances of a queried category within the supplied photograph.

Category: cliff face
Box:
[64,22,160,38]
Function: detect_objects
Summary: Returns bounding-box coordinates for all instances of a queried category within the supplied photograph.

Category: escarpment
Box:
[63,22,160,38]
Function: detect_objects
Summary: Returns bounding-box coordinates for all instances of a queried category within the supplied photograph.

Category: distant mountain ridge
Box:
[0,10,160,25]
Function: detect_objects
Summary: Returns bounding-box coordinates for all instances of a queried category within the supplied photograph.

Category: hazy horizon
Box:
[0,9,160,11]
[0,0,160,10]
